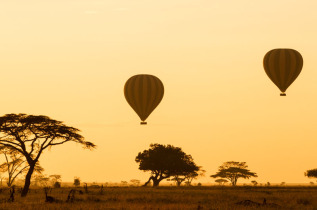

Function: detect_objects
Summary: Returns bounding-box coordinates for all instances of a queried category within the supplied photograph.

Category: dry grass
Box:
[0,186,316,209]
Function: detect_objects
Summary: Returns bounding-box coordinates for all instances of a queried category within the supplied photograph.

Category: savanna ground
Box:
[0,186,316,209]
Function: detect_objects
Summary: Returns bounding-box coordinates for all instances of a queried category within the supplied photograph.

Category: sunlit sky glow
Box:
[1,0,317,184]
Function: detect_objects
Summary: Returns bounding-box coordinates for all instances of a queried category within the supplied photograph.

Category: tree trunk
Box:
[176,181,181,187]
[144,174,163,187]
[21,164,35,197]
[234,177,238,186]
[153,179,161,187]
[143,176,153,186]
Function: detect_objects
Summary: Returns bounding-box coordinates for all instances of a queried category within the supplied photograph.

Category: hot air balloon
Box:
[263,48,303,96]
[124,74,164,125]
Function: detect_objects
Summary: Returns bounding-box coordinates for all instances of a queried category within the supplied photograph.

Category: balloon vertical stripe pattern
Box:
[124,74,164,124]
[263,49,303,95]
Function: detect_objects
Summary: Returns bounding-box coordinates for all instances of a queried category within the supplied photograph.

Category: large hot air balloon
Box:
[263,48,303,96]
[124,74,164,125]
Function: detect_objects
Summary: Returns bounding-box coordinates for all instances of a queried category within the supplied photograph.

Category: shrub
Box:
[54,182,61,188]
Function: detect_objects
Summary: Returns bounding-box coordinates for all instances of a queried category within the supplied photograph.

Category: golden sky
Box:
[1,0,317,184]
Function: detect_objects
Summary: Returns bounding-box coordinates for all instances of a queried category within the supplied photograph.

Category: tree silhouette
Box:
[49,174,62,188]
[305,169,317,181]
[130,179,141,186]
[210,161,257,186]
[171,175,186,186]
[251,180,258,186]
[0,147,43,187]
[135,143,199,187]
[215,178,228,186]
[32,174,50,187]
[171,168,205,187]
[0,114,96,196]
[74,177,81,187]
[184,167,205,186]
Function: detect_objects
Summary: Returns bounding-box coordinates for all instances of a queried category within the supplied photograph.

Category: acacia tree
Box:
[305,169,317,181]
[215,178,228,185]
[0,147,43,187]
[172,167,205,186]
[0,114,96,196]
[135,143,200,187]
[171,175,186,186]
[130,179,141,186]
[1,150,28,187]
[49,174,62,187]
[184,167,205,186]
[210,161,257,186]
[32,174,50,187]
[251,180,258,186]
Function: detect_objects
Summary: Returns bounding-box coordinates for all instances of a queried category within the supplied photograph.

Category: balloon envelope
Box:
[263,48,303,96]
[124,74,164,124]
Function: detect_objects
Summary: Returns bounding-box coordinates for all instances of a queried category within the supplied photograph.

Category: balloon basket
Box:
[280,93,286,96]
[140,122,147,125]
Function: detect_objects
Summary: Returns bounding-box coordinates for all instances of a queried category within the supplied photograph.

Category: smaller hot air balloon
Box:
[263,48,303,96]
[124,74,164,125]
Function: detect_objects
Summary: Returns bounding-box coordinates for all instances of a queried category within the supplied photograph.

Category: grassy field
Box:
[0,186,316,209]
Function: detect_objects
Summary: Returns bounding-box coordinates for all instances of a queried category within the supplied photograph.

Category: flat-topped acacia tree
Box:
[210,161,257,186]
[0,114,96,197]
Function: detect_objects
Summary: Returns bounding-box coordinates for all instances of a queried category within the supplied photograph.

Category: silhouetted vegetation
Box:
[120,181,128,186]
[251,180,258,186]
[184,167,205,186]
[215,178,228,185]
[50,174,62,188]
[0,147,43,187]
[305,169,317,181]
[0,186,315,208]
[171,175,186,186]
[54,181,61,188]
[210,161,257,186]
[130,179,141,186]
[0,114,96,196]
[74,177,81,187]
[32,174,50,187]
[44,187,56,203]
[135,143,199,187]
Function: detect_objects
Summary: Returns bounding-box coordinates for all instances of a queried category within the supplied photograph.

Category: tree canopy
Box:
[0,113,96,196]
[210,161,257,186]
[135,143,200,186]
[305,169,317,179]
[215,178,228,185]
[0,147,43,187]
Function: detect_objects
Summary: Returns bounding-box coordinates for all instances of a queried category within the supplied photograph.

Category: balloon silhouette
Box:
[124,74,164,125]
[263,48,303,96]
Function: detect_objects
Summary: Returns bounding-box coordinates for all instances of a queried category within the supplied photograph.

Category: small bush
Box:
[74,177,80,187]
[54,182,61,188]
